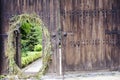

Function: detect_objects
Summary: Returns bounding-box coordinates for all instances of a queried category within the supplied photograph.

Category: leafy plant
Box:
[20,19,43,51]
[34,44,42,51]
[22,52,42,68]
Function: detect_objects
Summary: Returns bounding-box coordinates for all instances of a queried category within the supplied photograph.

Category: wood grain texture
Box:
[0,0,60,74]
[1,0,120,75]
[60,0,120,72]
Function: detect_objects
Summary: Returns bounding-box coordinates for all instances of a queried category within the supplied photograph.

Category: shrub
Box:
[34,44,42,51]
[21,52,28,57]
[21,52,42,68]
[20,19,43,52]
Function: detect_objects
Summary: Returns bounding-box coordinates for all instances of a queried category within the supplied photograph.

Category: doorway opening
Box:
[7,14,52,78]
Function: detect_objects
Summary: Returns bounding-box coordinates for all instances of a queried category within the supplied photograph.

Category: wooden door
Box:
[60,0,120,72]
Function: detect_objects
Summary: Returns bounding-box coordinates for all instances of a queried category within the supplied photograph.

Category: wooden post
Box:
[0,0,9,75]
[0,0,2,74]
[14,30,21,68]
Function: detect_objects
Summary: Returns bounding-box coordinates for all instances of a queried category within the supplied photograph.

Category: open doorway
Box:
[21,18,42,73]
[13,14,43,73]
[7,14,52,77]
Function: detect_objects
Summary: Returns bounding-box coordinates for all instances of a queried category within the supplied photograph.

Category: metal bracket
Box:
[105,30,120,35]
[0,34,8,38]
[60,8,120,17]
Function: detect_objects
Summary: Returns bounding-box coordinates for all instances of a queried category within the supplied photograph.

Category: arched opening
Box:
[13,14,43,71]
[7,14,52,78]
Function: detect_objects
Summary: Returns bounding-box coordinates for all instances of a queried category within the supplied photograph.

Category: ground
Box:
[2,59,120,80]
[13,57,120,80]
[22,58,42,74]
[41,71,120,80]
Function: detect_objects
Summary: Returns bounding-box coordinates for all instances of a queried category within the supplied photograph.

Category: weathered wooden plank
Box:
[61,0,120,73]
[0,0,60,74]
[0,0,9,75]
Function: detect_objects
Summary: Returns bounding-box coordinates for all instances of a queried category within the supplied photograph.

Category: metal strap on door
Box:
[60,8,120,16]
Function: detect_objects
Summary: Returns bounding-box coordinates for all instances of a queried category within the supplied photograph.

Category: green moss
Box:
[0,75,6,79]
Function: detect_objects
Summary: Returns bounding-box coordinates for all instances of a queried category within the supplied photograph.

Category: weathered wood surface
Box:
[0,0,120,75]
[60,0,120,72]
[0,0,60,74]
[13,31,21,68]
[0,0,9,75]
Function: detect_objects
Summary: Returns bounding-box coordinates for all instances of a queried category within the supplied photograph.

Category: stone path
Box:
[22,58,43,74]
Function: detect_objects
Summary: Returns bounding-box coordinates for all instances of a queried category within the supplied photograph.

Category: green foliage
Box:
[21,51,28,57]
[22,52,42,68]
[20,20,32,38]
[21,40,29,52]
[20,19,43,51]
[21,24,42,51]
[0,75,5,79]
[34,44,42,51]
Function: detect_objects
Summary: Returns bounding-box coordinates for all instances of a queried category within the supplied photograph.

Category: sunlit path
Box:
[22,58,42,74]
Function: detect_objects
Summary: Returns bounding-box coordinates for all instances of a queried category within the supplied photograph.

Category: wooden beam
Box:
[0,0,9,75]
[14,30,21,68]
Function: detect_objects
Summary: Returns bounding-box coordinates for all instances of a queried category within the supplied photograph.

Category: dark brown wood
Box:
[60,0,120,73]
[14,30,21,68]
[0,0,120,75]
[0,0,9,75]
[0,0,60,74]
